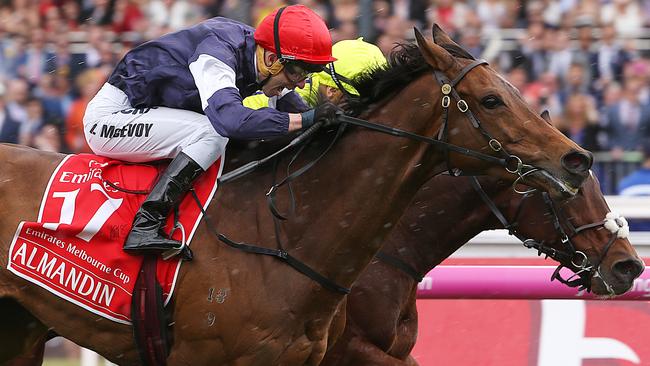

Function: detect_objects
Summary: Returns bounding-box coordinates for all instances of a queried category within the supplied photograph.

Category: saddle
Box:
[6,153,223,364]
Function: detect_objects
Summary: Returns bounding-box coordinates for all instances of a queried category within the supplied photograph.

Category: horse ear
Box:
[540,110,552,125]
[414,27,455,72]
[431,24,458,47]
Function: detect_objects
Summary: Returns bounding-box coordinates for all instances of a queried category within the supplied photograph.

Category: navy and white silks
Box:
[83,17,309,170]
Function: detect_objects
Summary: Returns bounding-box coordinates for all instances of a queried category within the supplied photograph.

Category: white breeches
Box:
[83,83,228,170]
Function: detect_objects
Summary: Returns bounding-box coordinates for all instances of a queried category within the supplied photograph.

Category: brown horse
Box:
[319,173,644,366]
[0,28,592,365]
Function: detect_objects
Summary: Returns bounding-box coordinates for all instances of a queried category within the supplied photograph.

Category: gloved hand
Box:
[300,102,343,129]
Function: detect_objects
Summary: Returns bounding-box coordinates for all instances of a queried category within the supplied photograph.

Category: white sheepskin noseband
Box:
[604,212,630,239]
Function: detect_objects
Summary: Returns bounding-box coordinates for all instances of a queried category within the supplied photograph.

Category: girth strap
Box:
[189,191,351,295]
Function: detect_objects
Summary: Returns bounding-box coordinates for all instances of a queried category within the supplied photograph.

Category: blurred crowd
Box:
[1,0,650,158]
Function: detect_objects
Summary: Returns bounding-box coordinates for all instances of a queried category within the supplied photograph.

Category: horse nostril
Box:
[561,150,593,174]
[612,258,645,282]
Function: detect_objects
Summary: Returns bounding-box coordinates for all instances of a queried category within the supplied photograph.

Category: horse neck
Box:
[274,77,447,295]
[380,176,505,277]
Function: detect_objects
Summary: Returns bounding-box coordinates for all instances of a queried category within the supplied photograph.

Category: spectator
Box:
[476,0,507,35]
[459,27,484,59]
[559,63,596,105]
[618,140,650,195]
[84,24,106,68]
[0,83,22,144]
[20,97,45,147]
[33,122,62,152]
[376,16,411,55]
[251,0,287,26]
[547,29,574,81]
[604,78,650,153]
[426,0,469,37]
[5,78,29,126]
[617,139,650,229]
[594,24,632,86]
[61,0,81,30]
[540,0,564,28]
[81,0,114,26]
[601,0,643,37]
[46,34,88,84]
[622,59,650,103]
[522,71,563,118]
[571,4,599,28]
[5,35,28,80]
[388,0,428,29]
[96,41,118,69]
[19,28,50,86]
[65,68,105,153]
[111,0,144,33]
[147,0,200,33]
[571,23,598,89]
[558,93,604,151]
[518,21,548,81]
[43,4,65,34]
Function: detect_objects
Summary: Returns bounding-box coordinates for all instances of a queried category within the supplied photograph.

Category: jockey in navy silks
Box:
[82,5,339,256]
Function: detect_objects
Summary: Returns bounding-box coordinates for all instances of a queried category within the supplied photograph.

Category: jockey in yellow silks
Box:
[244,38,387,109]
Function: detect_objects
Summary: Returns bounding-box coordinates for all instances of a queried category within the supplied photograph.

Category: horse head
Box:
[495,172,644,296]
[414,25,592,199]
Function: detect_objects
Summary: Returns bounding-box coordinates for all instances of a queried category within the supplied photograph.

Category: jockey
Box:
[244,38,387,109]
[82,5,339,256]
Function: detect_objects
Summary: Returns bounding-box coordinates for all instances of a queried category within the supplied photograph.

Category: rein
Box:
[207,58,543,294]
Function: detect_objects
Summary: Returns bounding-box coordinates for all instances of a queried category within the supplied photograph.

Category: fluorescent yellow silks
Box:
[313,38,386,96]
[244,38,386,109]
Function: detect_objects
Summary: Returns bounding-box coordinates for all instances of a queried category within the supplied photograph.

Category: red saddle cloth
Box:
[7,154,222,324]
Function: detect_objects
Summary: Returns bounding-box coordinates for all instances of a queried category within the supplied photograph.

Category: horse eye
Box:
[481,95,504,109]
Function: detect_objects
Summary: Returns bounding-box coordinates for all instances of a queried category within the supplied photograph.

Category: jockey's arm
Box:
[189,40,306,139]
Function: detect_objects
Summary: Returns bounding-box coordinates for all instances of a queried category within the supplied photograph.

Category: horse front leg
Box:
[0,298,48,364]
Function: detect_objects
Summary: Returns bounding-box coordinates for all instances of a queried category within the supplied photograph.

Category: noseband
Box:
[471,177,628,292]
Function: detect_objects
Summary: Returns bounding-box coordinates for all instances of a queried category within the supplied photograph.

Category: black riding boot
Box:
[123,152,204,254]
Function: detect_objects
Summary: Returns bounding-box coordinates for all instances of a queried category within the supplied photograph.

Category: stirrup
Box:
[162,243,193,261]
[162,223,193,261]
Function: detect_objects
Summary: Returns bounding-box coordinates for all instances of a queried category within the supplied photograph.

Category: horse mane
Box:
[346,42,475,116]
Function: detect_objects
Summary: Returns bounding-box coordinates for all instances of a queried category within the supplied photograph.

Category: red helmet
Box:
[254,5,336,64]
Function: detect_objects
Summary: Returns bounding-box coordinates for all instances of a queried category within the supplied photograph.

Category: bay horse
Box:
[0,28,592,365]
[319,172,643,365]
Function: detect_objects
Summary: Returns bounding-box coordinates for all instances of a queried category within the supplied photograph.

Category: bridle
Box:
[470,176,628,293]
[212,57,548,295]
[375,176,629,292]
[333,58,540,185]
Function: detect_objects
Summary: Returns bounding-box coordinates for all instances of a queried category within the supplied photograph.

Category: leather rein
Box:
[209,59,544,294]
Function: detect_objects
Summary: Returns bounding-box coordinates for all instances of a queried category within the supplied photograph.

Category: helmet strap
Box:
[256,46,285,82]
[327,62,356,98]
[273,6,288,63]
